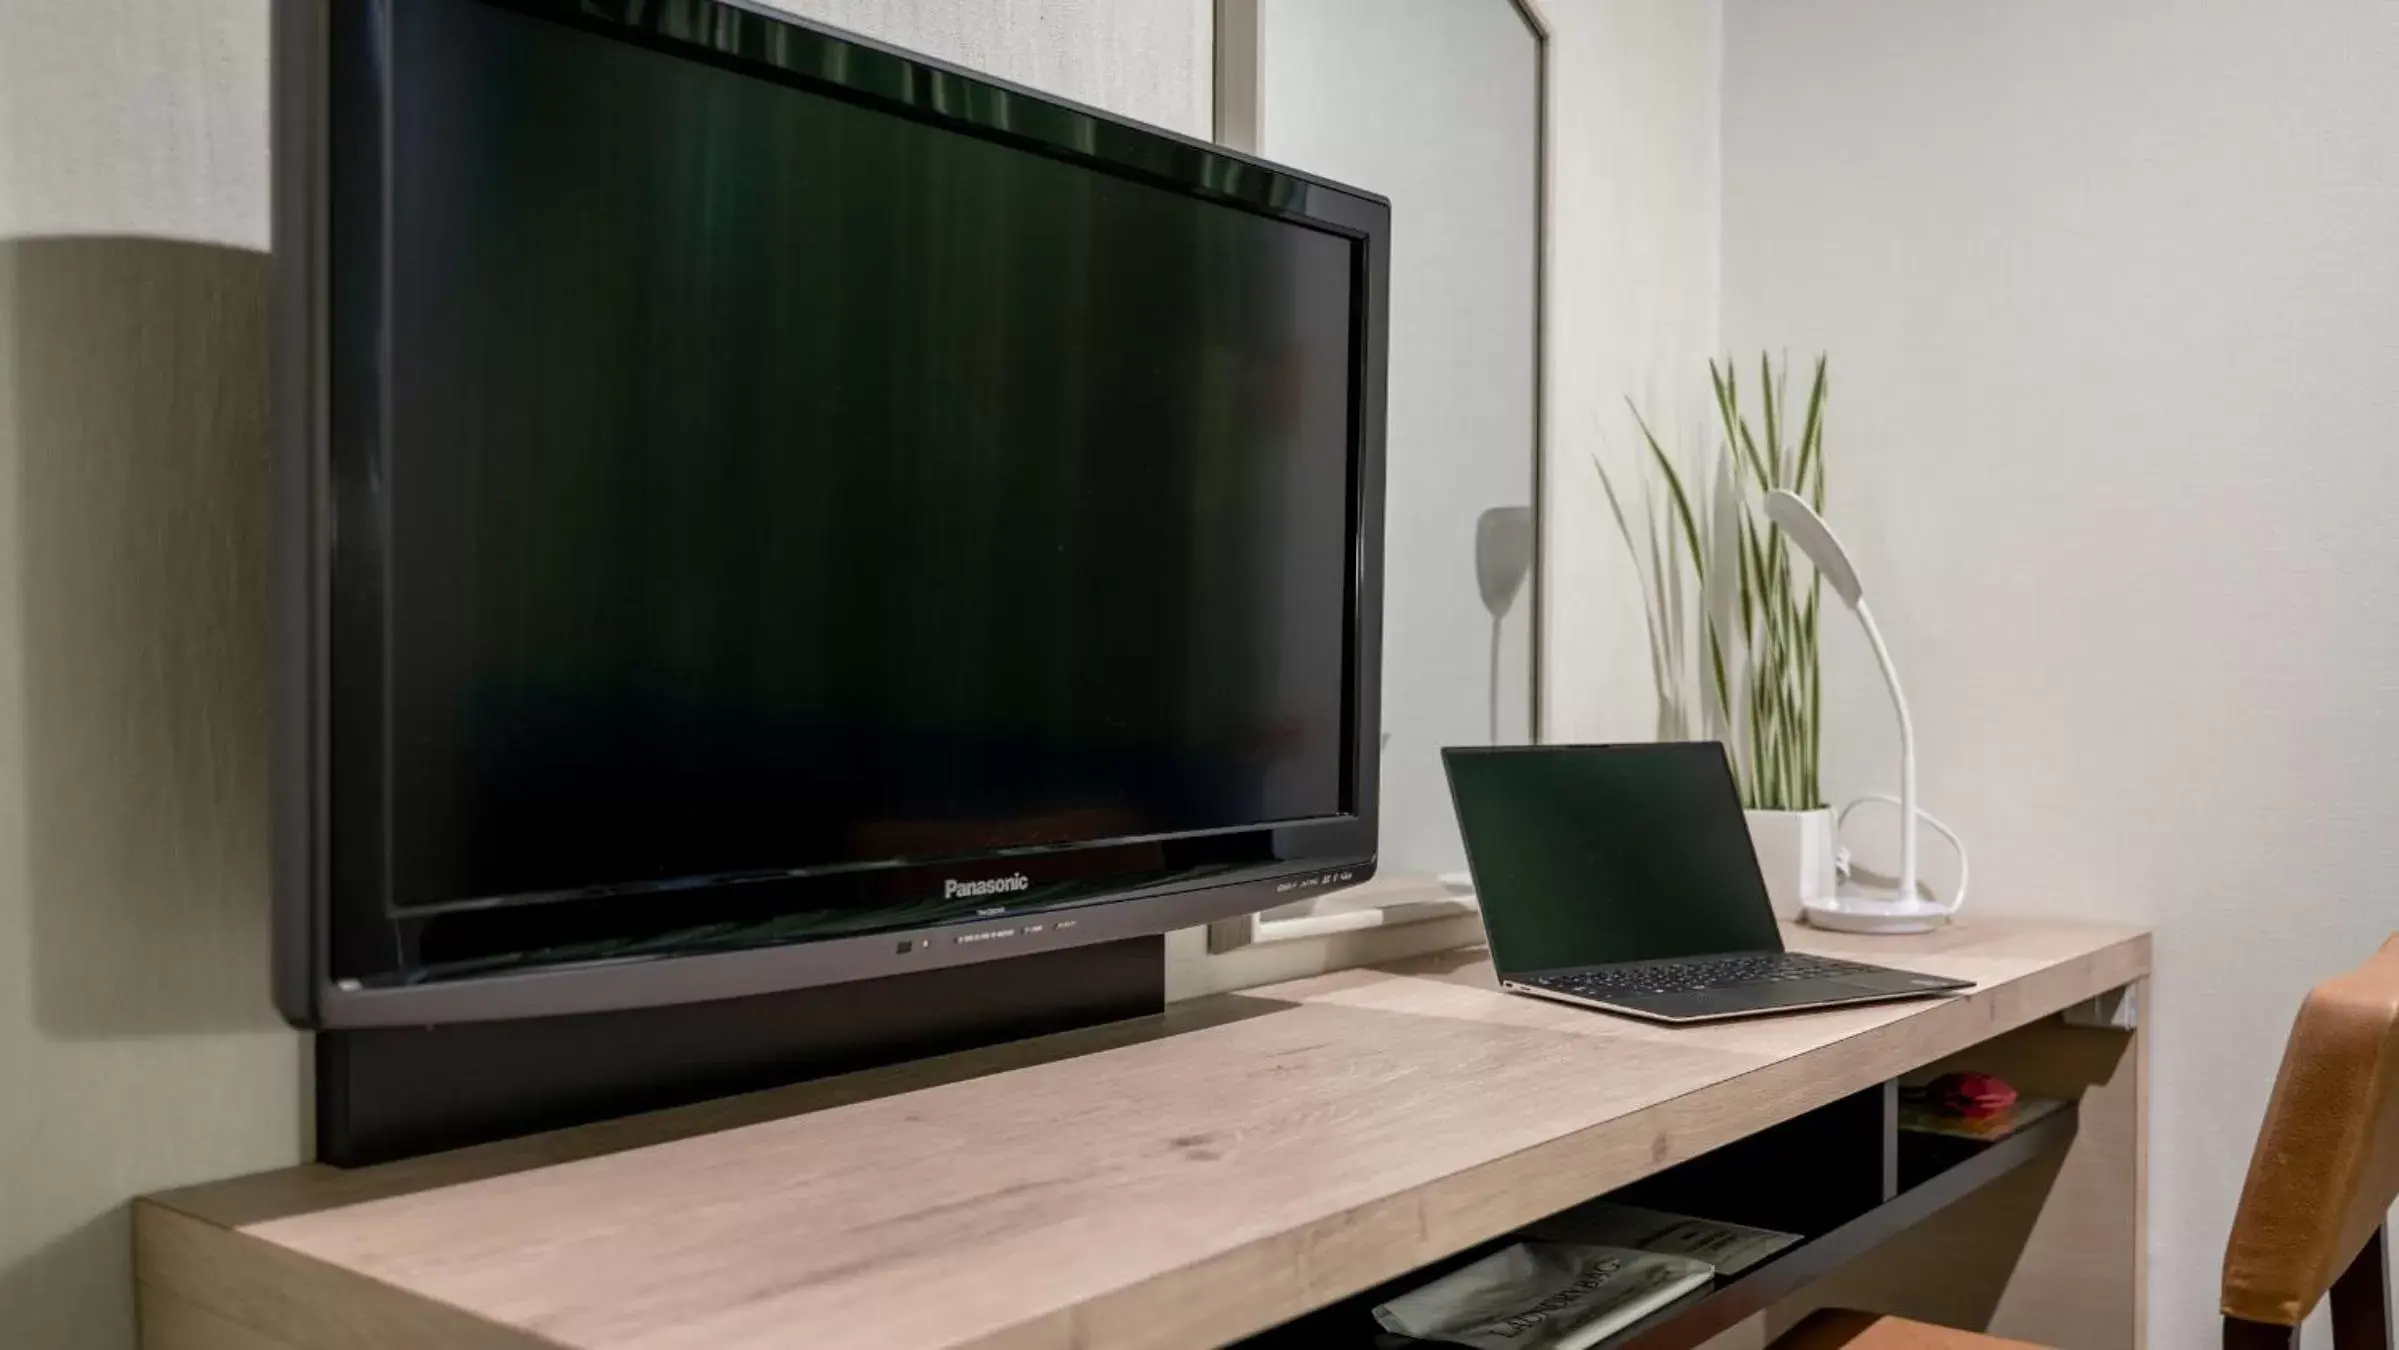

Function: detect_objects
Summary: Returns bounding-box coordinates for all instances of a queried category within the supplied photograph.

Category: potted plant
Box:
[1596,355,1834,917]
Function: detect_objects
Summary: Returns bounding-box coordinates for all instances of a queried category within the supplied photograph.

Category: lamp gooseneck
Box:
[1851,598,1916,904]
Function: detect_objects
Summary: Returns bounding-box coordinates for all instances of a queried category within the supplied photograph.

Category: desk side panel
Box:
[140,1284,307,1350]
[135,1201,545,1350]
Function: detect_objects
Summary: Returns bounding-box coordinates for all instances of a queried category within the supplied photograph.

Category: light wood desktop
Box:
[136,918,2149,1350]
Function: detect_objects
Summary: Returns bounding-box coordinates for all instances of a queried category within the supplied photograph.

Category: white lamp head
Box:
[1762,489,1863,611]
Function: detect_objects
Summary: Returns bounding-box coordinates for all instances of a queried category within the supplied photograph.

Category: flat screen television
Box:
[273,0,1389,1027]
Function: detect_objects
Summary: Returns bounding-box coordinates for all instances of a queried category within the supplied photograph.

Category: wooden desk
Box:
[137,918,2148,1350]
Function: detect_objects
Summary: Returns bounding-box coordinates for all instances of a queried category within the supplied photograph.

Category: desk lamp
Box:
[1475,506,1536,746]
[1762,489,1966,933]
[1442,507,1538,894]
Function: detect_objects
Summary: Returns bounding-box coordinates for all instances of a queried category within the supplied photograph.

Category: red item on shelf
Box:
[1928,1072,2018,1119]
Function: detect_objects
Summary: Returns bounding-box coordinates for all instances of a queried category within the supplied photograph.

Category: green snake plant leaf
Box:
[1592,452,1676,726]
[1631,400,1706,585]
[1796,355,1828,508]
[1616,354,1832,808]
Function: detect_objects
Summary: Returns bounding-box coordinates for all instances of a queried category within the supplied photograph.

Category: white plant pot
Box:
[1745,807,1838,921]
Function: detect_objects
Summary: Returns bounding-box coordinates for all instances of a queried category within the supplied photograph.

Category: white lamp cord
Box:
[1852,598,1919,905]
[1832,795,1970,914]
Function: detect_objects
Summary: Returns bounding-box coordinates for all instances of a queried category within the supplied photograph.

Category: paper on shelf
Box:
[1527,1200,1800,1278]
[1369,1242,1712,1349]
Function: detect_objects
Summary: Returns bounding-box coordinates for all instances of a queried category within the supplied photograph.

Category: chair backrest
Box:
[2222,934,2399,1328]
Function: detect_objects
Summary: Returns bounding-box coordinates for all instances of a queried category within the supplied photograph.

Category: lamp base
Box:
[1801,887,1954,935]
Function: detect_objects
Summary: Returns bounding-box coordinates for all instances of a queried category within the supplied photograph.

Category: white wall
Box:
[0,7,297,1347]
[0,4,1206,1346]
[1722,2,2399,1343]
[781,0,1210,136]
[1540,0,1724,744]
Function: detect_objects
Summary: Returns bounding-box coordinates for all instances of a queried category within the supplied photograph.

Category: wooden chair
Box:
[1773,936,2399,1350]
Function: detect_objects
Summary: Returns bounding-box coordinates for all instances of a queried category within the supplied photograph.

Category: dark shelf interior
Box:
[1233,1084,2080,1350]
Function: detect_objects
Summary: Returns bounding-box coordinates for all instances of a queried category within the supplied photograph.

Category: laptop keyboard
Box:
[1530,951,1881,999]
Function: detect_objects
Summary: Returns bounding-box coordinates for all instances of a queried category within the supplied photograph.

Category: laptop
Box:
[1443,742,1971,1024]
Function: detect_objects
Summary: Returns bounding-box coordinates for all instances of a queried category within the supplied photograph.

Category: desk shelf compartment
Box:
[1233,1081,2080,1350]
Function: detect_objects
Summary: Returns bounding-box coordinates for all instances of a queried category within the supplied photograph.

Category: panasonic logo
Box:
[944,874,1031,900]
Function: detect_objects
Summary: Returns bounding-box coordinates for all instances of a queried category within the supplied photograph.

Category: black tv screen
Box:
[276,0,1389,1026]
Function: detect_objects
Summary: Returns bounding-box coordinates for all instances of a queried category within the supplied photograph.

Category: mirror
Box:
[1222,0,1546,884]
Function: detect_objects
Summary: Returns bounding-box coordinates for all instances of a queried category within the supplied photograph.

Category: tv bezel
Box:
[272,0,1390,1029]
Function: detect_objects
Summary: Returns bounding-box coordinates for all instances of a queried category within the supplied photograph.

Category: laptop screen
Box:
[1443,743,1786,974]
